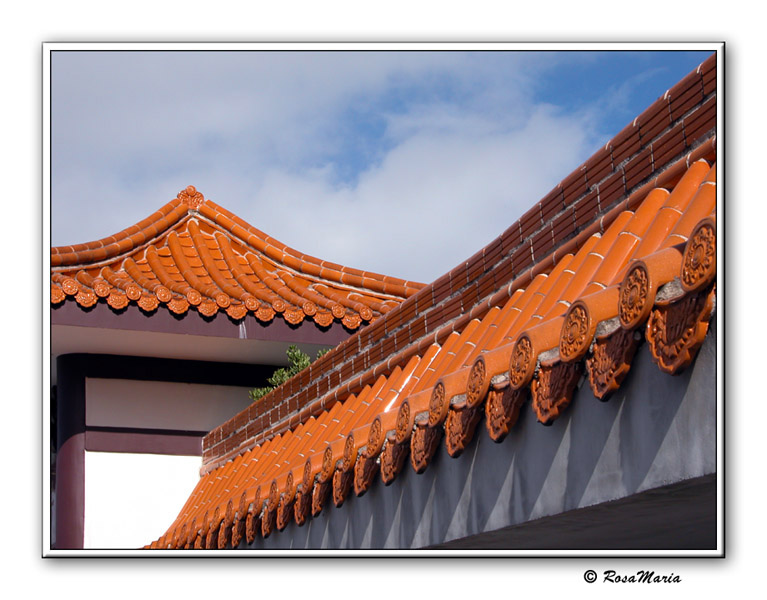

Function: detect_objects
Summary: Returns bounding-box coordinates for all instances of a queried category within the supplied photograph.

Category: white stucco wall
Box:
[83,451,201,549]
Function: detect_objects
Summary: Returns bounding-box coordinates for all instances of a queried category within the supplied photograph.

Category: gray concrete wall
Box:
[243,316,717,550]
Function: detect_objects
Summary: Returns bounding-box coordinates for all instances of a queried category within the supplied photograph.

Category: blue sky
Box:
[50,47,713,283]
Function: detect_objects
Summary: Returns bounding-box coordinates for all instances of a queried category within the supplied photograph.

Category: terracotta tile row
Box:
[160,55,716,473]
[149,155,718,548]
[202,135,717,470]
[51,186,421,329]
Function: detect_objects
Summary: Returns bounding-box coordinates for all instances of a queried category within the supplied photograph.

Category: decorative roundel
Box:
[559,303,590,362]
[303,458,314,491]
[360,306,374,322]
[427,381,447,427]
[321,446,335,481]
[215,292,231,308]
[155,285,172,303]
[225,499,234,528]
[509,336,535,390]
[367,417,383,457]
[268,480,280,509]
[238,490,248,519]
[619,263,650,329]
[331,304,346,319]
[93,279,111,298]
[61,277,79,296]
[244,295,260,311]
[185,288,202,306]
[395,400,411,444]
[302,301,317,316]
[466,357,486,408]
[285,471,294,499]
[272,298,286,313]
[681,217,716,292]
[343,434,356,472]
[178,185,204,210]
[126,283,142,301]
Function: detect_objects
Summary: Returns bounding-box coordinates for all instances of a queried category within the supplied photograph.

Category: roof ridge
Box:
[51,186,418,327]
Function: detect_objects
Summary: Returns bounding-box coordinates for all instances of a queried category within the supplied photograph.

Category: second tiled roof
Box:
[51,186,424,329]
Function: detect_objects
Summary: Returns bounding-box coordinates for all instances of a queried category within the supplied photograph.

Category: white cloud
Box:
[50,50,612,282]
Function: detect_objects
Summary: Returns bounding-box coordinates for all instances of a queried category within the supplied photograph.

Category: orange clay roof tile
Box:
[148,58,718,548]
[151,151,718,548]
[51,186,424,329]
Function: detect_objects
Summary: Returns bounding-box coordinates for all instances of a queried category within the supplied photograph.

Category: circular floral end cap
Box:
[331,304,346,319]
[367,417,383,457]
[238,490,248,519]
[215,292,231,308]
[509,336,535,390]
[428,381,447,427]
[303,458,314,491]
[559,302,591,362]
[225,499,235,528]
[395,401,411,444]
[61,277,79,296]
[681,216,716,293]
[126,284,142,302]
[244,295,259,311]
[186,288,202,306]
[343,434,356,472]
[619,262,651,330]
[466,357,486,409]
[93,279,111,298]
[321,446,334,481]
[178,185,204,210]
[268,480,280,509]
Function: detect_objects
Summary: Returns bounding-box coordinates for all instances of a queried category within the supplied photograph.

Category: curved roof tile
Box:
[149,157,717,548]
[51,186,424,329]
[147,53,718,549]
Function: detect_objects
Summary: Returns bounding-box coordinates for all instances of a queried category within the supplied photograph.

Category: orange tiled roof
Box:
[149,155,717,549]
[51,186,424,329]
[147,53,718,549]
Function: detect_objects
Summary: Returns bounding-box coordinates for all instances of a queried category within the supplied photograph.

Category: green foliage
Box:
[248,345,329,403]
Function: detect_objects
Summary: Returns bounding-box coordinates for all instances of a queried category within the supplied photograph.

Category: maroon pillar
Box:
[55,355,86,549]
